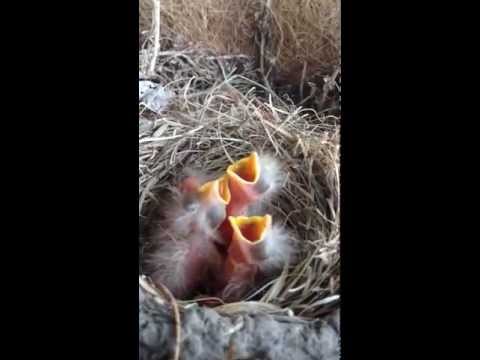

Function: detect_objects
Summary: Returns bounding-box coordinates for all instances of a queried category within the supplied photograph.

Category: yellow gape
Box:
[224,215,272,278]
[197,176,231,205]
[226,152,261,185]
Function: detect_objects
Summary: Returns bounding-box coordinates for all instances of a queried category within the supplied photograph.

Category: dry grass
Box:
[139,46,340,318]
[140,0,340,84]
[271,0,340,83]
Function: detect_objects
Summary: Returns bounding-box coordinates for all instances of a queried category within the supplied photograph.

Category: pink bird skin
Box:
[148,175,231,299]
[219,215,295,301]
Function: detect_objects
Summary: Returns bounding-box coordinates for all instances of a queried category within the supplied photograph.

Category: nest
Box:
[139,44,340,318]
[139,2,340,331]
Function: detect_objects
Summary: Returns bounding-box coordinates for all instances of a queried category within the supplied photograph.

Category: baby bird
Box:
[148,174,231,299]
[226,152,282,215]
[219,152,282,243]
[147,153,287,300]
[220,214,295,301]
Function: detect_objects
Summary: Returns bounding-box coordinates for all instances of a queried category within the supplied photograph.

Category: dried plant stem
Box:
[149,0,161,76]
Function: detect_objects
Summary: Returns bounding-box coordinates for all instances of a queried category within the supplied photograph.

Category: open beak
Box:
[198,175,231,205]
[219,152,274,243]
[180,152,277,247]
[196,176,231,229]
[225,152,262,216]
[223,215,272,280]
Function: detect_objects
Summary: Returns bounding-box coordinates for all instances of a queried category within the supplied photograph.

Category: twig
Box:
[255,0,276,86]
[299,61,307,100]
[149,0,161,76]
[154,282,182,360]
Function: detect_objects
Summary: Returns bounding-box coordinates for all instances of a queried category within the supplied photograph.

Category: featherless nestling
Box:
[148,174,230,298]
[148,152,293,301]
[220,215,296,301]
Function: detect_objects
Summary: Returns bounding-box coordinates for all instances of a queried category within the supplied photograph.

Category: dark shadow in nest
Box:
[275,78,340,118]
[258,60,341,119]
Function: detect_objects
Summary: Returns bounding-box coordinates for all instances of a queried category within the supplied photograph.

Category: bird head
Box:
[226,152,282,216]
[196,176,231,229]
[224,215,272,279]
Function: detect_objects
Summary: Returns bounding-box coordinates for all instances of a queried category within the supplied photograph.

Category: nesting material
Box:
[140,284,340,360]
[139,47,339,318]
[139,0,340,84]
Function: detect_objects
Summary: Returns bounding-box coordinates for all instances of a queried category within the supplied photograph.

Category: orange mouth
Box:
[229,215,271,245]
[225,152,263,216]
[192,176,231,230]
[226,152,260,185]
[197,175,231,205]
[224,215,272,277]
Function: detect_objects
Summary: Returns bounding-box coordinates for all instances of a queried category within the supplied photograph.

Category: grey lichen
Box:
[139,287,340,360]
